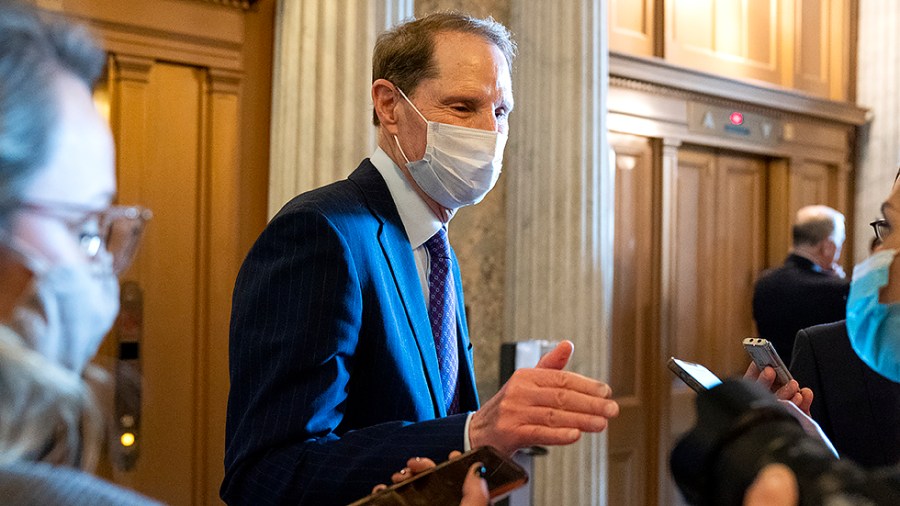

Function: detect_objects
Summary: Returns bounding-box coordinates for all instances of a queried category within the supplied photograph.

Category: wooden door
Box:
[712,154,767,376]
[666,148,717,503]
[91,57,239,506]
[663,147,767,504]
[608,134,658,506]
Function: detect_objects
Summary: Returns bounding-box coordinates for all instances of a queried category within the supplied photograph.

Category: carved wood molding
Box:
[610,51,867,126]
[192,0,258,10]
[112,54,154,83]
[208,68,243,94]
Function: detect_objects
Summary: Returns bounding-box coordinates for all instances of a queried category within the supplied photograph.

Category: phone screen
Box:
[670,358,723,390]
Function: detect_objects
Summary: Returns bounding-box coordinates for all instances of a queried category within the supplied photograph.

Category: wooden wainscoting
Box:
[608,133,660,506]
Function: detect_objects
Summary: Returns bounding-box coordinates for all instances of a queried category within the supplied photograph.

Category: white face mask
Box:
[7,245,119,374]
[393,88,508,209]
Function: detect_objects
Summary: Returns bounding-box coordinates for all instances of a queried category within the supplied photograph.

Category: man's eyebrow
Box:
[882,201,890,216]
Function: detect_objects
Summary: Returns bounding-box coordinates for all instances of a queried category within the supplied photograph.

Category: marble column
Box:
[855,0,900,257]
[267,0,413,215]
[506,1,613,505]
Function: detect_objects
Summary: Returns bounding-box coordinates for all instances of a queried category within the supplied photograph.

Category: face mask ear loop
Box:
[393,134,412,165]
[396,87,429,124]
[393,85,429,166]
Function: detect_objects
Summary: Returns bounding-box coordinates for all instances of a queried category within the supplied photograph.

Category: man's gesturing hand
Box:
[468,341,620,455]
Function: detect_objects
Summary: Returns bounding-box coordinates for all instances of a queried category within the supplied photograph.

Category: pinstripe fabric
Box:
[0,461,160,505]
[222,160,479,506]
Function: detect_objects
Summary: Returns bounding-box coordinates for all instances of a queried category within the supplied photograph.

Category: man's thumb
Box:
[536,340,574,370]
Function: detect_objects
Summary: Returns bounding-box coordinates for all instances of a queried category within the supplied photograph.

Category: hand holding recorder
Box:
[742,338,813,417]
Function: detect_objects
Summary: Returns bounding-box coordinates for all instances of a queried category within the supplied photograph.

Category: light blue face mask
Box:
[846,248,900,381]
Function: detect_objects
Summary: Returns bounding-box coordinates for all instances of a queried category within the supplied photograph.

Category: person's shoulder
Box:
[799,320,848,343]
[0,461,162,505]
[754,262,795,291]
[273,159,385,219]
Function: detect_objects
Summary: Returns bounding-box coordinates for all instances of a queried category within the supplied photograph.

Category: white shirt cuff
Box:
[463,412,474,451]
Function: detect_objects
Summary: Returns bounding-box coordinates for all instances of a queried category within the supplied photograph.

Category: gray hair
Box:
[793,205,845,246]
[0,1,105,226]
[372,11,516,126]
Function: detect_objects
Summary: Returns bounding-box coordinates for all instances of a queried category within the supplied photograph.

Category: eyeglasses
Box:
[15,201,152,274]
[870,218,891,242]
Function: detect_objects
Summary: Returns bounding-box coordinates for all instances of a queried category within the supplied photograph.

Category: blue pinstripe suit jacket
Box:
[221,160,479,505]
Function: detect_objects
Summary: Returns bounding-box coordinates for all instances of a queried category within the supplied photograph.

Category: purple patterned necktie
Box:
[424,228,459,414]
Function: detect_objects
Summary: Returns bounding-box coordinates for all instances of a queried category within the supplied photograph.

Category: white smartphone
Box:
[667,357,723,392]
[742,337,793,388]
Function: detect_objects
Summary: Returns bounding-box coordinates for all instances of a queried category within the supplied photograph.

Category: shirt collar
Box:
[370,147,448,248]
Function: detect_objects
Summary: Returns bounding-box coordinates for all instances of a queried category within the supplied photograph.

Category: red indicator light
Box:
[729,112,744,126]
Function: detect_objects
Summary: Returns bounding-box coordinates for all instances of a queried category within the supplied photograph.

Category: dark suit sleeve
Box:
[221,207,467,506]
[790,328,831,436]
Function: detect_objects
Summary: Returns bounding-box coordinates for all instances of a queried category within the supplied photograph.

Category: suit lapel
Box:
[451,249,479,409]
[349,161,446,417]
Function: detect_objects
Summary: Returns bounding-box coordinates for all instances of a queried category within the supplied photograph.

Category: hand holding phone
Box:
[667,357,723,392]
[348,446,528,506]
[742,337,793,388]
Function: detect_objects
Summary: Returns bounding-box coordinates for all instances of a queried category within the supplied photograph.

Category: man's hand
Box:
[743,363,814,417]
[468,341,620,455]
[370,452,489,506]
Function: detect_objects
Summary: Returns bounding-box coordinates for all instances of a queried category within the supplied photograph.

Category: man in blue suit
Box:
[222,12,620,506]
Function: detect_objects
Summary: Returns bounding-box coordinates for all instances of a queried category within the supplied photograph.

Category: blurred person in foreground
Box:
[0,2,154,504]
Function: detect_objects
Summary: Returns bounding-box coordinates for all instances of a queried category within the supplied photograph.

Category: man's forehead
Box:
[431,31,509,76]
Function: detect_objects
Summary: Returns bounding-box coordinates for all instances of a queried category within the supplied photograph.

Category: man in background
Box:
[753,205,849,365]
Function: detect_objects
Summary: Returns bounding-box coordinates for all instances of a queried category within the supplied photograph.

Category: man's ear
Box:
[819,239,837,263]
[372,79,401,135]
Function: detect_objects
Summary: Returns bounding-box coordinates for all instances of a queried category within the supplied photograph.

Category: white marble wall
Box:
[267,0,413,216]
[506,1,612,505]
[855,0,900,258]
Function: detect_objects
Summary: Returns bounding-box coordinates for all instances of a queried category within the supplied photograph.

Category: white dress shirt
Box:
[369,147,473,451]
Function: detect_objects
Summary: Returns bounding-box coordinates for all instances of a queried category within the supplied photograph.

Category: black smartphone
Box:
[347,446,528,506]
[667,357,723,393]
[742,337,793,388]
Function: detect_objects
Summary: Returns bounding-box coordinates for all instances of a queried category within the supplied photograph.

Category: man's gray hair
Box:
[371,11,516,126]
[0,1,105,226]
[792,205,845,246]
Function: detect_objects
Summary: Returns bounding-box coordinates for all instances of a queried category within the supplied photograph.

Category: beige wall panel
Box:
[794,0,831,96]
[609,0,656,56]
[670,0,714,50]
[714,0,743,56]
[666,0,781,83]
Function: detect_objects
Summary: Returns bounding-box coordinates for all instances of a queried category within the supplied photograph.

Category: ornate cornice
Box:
[610,51,868,126]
